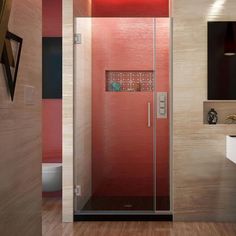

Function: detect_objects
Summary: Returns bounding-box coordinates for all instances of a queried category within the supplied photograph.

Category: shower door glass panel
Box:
[91,18,155,211]
[75,17,155,212]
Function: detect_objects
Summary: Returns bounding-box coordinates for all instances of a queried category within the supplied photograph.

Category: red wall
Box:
[92,0,169,17]
[42,0,62,165]
[43,0,62,37]
[92,18,154,197]
[92,18,170,198]
[42,100,62,163]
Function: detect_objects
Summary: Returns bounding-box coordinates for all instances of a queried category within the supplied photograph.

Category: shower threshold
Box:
[74,212,173,221]
[81,196,169,211]
[74,196,172,221]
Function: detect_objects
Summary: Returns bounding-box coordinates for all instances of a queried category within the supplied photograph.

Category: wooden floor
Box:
[42,198,236,236]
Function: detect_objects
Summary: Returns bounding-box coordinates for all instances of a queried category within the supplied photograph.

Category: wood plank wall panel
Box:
[74,18,92,210]
[0,0,42,235]
[172,0,236,221]
[63,0,74,222]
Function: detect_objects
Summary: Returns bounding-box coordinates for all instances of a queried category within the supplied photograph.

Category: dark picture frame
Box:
[0,0,23,101]
[1,31,23,101]
[0,0,12,57]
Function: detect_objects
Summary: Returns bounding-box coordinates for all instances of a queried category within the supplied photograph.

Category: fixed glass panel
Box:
[155,18,171,211]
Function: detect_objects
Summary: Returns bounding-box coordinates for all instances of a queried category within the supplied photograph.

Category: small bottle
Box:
[207,108,218,125]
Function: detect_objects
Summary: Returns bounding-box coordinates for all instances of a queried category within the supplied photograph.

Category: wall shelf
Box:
[203,101,236,124]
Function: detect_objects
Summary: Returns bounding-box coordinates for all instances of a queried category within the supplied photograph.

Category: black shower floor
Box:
[81,196,169,211]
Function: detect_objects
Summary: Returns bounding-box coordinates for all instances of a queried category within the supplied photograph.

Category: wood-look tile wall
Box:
[63,0,74,222]
[0,0,42,235]
[173,0,236,221]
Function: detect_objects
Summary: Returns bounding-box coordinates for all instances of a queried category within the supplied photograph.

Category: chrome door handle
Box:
[147,102,151,128]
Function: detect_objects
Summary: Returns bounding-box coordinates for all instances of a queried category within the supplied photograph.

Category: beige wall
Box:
[0,0,42,235]
[63,0,74,222]
[173,0,236,221]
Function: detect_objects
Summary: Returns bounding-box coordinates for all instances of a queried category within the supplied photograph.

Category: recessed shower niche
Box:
[74,17,171,218]
[105,70,154,92]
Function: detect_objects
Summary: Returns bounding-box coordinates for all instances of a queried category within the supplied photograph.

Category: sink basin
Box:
[226,135,236,164]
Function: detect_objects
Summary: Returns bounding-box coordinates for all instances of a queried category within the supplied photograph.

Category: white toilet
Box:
[42,163,62,192]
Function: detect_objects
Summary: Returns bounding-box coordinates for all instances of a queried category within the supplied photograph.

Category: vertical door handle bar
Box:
[147,102,151,128]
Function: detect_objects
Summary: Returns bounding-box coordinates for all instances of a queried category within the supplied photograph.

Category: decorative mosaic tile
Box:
[106,70,154,92]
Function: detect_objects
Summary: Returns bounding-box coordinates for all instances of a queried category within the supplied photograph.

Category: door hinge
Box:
[74,185,81,196]
[74,33,82,44]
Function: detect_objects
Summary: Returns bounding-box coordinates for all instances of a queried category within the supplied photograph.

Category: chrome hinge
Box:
[74,185,81,196]
[74,33,82,44]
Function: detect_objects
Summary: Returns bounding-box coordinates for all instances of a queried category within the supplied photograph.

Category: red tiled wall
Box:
[92,18,170,197]
[92,18,154,197]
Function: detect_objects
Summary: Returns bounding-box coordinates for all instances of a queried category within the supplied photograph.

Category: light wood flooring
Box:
[42,198,236,236]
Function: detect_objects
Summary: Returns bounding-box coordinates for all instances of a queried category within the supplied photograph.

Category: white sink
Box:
[226,135,236,164]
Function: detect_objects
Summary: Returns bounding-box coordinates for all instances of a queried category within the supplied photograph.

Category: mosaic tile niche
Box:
[106,70,154,92]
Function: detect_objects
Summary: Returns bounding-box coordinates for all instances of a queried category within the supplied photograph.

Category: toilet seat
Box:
[42,163,62,192]
[42,163,62,172]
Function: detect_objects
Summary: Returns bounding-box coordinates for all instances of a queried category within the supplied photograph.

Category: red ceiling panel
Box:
[92,0,169,17]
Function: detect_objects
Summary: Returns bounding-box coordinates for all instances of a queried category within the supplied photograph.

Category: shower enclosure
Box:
[74,17,172,218]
